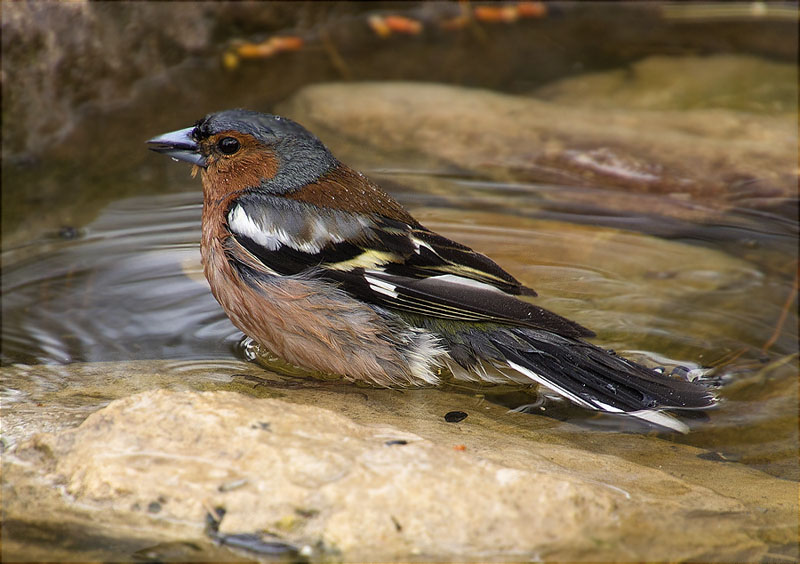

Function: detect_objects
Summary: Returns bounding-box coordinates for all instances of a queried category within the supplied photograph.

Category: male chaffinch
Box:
[147,109,715,432]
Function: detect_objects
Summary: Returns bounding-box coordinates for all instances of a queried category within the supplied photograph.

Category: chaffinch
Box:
[147,109,715,432]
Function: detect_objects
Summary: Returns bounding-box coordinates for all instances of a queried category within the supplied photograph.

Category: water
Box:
[2,192,236,365]
[2,182,791,366]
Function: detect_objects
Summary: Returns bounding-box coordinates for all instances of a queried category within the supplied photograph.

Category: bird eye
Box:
[217,136,240,155]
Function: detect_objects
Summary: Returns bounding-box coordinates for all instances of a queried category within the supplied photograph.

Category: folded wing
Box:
[227,194,593,339]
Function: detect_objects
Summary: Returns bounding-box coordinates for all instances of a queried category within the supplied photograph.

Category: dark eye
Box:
[217,136,240,155]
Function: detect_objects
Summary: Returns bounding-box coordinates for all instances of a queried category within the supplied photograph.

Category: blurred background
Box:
[3,1,797,240]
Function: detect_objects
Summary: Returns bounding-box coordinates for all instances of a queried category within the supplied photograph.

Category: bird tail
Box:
[450,327,717,433]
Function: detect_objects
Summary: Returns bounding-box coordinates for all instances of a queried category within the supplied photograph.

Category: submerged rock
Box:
[278,80,796,223]
[533,54,797,114]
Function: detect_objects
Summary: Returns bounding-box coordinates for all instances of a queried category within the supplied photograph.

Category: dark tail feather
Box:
[489,328,716,432]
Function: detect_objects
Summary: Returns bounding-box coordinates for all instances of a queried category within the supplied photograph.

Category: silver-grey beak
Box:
[146,126,206,167]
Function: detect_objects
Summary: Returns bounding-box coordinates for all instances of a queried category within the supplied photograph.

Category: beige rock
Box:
[7,388,778,561]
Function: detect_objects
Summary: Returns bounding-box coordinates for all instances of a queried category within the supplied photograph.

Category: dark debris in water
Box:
[697,450,742,463]
[58,225,80,240]
[250,421,272,431]
[384,439,408,446]
[444,410,468,423]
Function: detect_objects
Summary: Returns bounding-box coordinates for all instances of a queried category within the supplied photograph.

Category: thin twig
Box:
[761,264,799,355]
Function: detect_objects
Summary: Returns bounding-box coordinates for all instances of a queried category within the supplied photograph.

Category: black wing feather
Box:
[497,329,716,410]
[350,270,592,338]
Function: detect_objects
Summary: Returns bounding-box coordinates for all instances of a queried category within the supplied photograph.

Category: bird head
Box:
[147,109,337,199]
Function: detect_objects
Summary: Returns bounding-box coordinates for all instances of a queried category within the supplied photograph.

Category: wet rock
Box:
[278,81,796,222]
[5,387,792,561]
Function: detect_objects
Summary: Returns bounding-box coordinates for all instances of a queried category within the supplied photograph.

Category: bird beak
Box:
[146,126,207,167]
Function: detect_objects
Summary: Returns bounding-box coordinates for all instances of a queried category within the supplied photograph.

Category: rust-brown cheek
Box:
[201,145,279,203]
